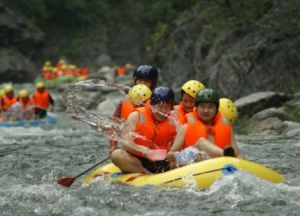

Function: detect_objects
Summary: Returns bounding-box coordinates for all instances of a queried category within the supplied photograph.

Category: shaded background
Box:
[1,0,300,99]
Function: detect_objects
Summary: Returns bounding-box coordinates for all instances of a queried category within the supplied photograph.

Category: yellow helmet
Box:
[128,84,152,105]
[181,80,205,98]
[44,61,51,66]
[59,59,65,64]
[35,82,45,89]
[0,89,4,97]
[18,89,29,98]
[4,84,14,93]
[219,98,238,124]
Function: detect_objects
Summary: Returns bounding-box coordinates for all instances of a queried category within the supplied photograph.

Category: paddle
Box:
[57,156,110,187]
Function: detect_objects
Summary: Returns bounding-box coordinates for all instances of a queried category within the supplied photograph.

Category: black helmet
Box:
[133,65,158,88]
[150,87,175,105]
[195,88,219,107]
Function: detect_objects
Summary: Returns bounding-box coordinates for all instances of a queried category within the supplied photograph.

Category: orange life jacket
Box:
[172,103,188,124]
[116,66,126,76]
[0,98,3,111]
[80,67,89,76]
[120,99,136,119]
[3,95,17,109]
[184,111,231,150]
[20,98,34,109]
[134,104,176,150]
[33,89,50,109]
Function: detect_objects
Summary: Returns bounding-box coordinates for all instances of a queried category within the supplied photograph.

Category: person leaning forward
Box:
[111,87,176,174]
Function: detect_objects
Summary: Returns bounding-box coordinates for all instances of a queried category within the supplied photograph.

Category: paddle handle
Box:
[74,157,110,179]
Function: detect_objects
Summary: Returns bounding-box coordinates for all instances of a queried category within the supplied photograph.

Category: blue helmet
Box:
[150,87,175,105]
[133,65,158,88]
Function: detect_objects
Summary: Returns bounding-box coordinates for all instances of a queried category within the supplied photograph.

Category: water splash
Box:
[63,79,151,145]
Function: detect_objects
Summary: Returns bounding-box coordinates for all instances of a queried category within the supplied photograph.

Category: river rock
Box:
[96,99,116,116]
[235,91,290,117]
[0,49,36,83]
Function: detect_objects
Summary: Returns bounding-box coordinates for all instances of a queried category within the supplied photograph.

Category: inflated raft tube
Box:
[0,114,56,127]
[83,157,285,189]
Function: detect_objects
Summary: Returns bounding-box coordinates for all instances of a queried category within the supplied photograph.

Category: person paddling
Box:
[167,88,243,167]
[111,87,176,174]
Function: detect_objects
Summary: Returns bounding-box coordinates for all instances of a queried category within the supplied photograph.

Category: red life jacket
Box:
[184,111,232,150]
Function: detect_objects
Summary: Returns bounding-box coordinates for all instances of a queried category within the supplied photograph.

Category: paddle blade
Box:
[57,176,76,187]
[146,149,167,161]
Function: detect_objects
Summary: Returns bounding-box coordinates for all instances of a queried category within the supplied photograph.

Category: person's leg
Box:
[110,149,151,174]
[195,137,223,158]
[35,108,47,119]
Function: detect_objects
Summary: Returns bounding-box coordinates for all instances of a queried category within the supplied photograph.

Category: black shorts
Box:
[35,107,47,118]
[137,157,170,173]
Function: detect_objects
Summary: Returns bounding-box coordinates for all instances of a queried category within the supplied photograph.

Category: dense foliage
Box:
[3,0,198,32]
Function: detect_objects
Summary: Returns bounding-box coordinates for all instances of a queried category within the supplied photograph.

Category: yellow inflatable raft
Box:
[83,157,285,189]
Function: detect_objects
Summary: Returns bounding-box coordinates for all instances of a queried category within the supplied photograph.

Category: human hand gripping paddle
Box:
[57,150,166,187]
[57,156,110,187]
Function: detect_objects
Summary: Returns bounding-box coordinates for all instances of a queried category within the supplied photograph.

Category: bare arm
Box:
[230,129,243,159]
[167,124,187,162]
[122,111,150,157]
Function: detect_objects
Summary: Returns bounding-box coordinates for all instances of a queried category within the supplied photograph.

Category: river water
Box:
[1,109,300,215]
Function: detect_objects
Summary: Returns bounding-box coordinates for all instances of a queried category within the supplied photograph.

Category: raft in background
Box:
[0,114,56,127]
[35,75,88,86]
[83,157,285,189]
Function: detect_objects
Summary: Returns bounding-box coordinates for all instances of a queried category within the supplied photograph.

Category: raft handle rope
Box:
[162,164,237,185]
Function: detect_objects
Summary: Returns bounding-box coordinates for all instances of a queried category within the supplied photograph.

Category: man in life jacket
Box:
[171,80,205,128]
[109,84,152,155]
[33,82,55,119]
[111,87,176,174]
[1,84,17,111]
[167,88,242,167]
[110,65,158,153]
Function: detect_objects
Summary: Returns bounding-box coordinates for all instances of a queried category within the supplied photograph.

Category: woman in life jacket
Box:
[167,88,243,167]
[108,84,152,155]
[111,87,176,174]
[171,80,205,128]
